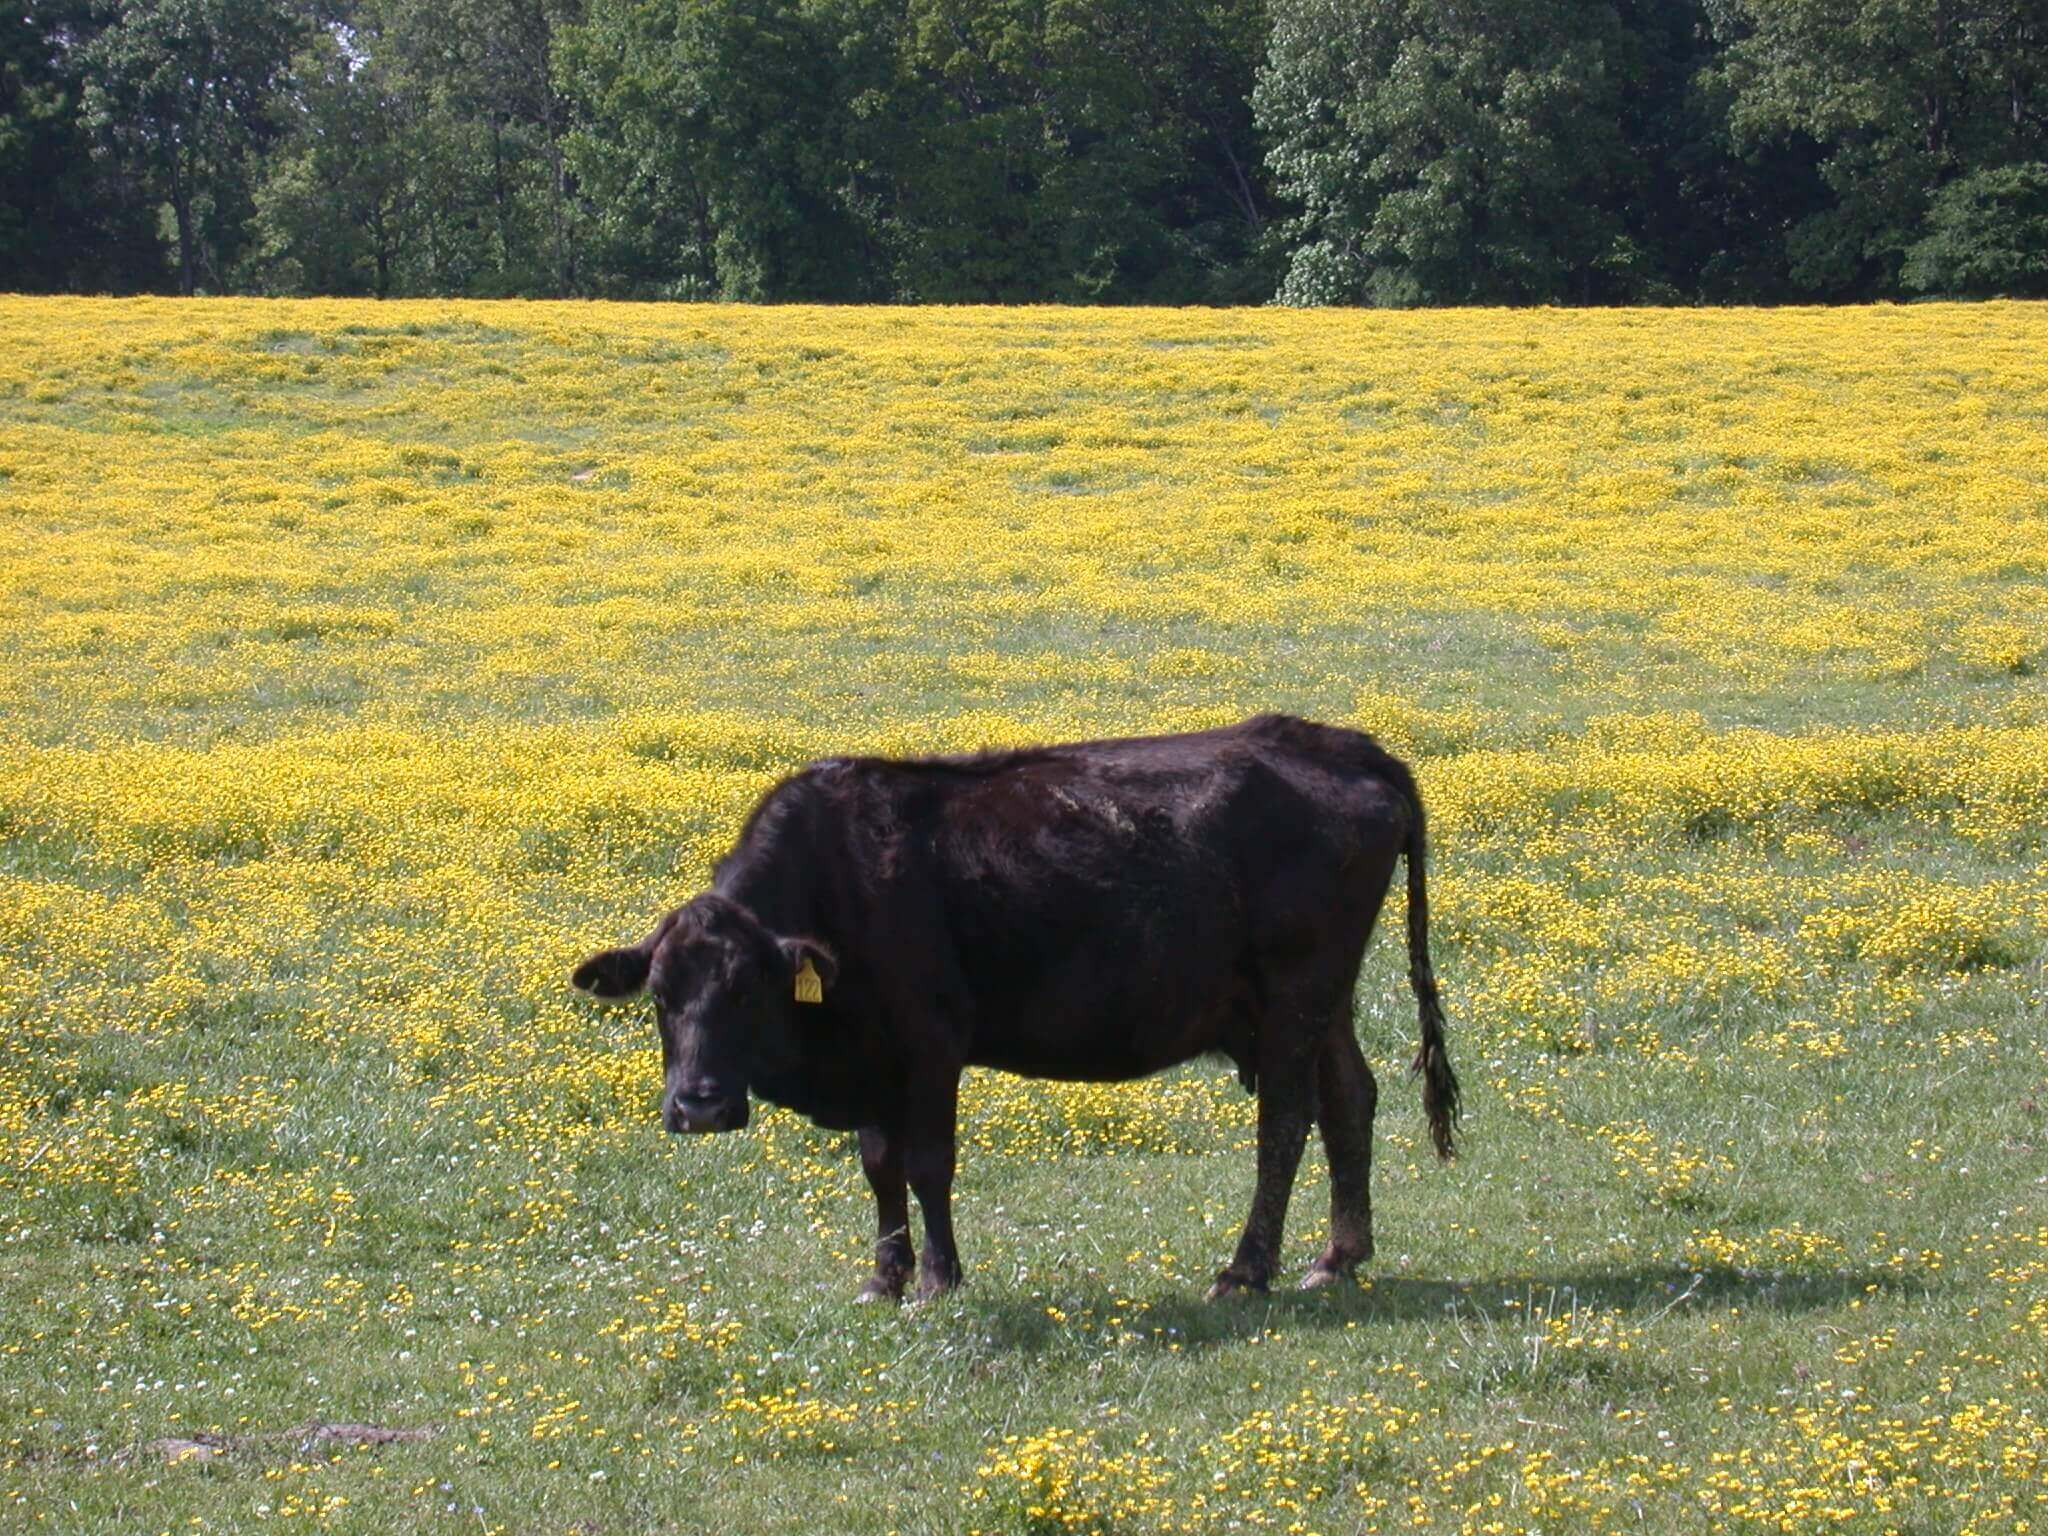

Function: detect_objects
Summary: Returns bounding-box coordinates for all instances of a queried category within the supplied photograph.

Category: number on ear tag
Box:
[793,957,824,1005]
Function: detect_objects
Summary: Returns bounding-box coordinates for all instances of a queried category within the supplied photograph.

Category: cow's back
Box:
[899,716,1413,1080]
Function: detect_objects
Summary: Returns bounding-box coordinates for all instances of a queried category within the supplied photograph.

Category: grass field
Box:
[1,296,2044,1535]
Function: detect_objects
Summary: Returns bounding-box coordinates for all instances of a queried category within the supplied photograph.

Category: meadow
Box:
[0,296,2044,1535]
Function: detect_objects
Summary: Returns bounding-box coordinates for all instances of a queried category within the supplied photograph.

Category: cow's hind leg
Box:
[856,1125,914,1303]
[1209,1043,1317,1300]
[1304,1022,1377,1289]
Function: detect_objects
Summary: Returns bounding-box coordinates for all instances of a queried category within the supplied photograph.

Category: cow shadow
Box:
[964,1262,1922,1357]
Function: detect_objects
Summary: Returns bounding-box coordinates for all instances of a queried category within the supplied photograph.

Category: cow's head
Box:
[570,894,837,1134]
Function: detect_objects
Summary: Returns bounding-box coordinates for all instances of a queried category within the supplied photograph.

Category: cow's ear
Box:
[777,936,838,993]
[572,945,653,998]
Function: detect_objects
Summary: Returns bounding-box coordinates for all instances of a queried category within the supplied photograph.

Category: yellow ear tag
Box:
[793,957,824,1005]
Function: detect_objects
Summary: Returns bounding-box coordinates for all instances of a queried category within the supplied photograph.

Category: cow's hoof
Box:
[913,1270,962,1304]
[854,1277,905,1305]
[1302,1246,1366,1290]
[1206,1270,1268,1301]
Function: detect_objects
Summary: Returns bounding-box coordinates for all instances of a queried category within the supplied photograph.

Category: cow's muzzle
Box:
[665,1091,749,1134]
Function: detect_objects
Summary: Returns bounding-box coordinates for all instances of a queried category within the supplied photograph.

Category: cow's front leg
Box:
[855,1125,914,1303]
[905,1075,963,1300]
[1210,1048,1315,1299]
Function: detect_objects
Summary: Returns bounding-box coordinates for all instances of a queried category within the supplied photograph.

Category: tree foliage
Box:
[1256,0,1640,305]
[878,0,1271,301]
[78,0,311,293]
[2,0,163,290]
[2,0,2044,302]
[1902,160,2048,294]
[1711,0,2048,293]
[560,0,882,299]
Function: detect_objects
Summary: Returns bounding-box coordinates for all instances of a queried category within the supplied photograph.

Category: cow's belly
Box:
[969,1031,1208,1082]
[940,821,1257,1084]
[964,955,1252,1084]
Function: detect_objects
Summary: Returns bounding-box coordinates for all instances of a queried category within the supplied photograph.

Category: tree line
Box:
[5,0,2045,305]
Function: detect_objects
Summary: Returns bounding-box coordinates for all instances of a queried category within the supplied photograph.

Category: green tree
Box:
[559,0,881,299]
[247,0,592,298]
[560,0,1275,301]
[441,0,587,292]
[879,0,1271,301]
[1623,2,1835,302]
[79,0,310,293]
[1255,0,1641,305]
[1161,0,1282,302]
[1712,0,2048,294]
[252,30,421,295]
[355,0,587,295]
[2,0,164,290]
[1901,160,2048,293]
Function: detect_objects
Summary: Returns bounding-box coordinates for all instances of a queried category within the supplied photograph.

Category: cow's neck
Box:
[711,792,824,943]
[715,859,808,937]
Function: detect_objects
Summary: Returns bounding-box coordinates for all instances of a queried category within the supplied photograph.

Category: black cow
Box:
[573,713,1458,1301]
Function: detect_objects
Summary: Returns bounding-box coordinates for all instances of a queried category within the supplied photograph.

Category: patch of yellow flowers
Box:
[2,298,2044,1530]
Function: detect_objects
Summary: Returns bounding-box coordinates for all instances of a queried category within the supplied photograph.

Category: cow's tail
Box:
[1375,752,1460,1161]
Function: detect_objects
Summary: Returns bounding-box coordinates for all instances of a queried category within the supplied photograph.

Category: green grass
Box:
[2,301,2045,1535]
[6,821,2042,1533]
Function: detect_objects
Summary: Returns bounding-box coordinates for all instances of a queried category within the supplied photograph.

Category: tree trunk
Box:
[491,118,512,275]
[169,150,197,296]
[1207,113,1264,233]
[546,131,572,295]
